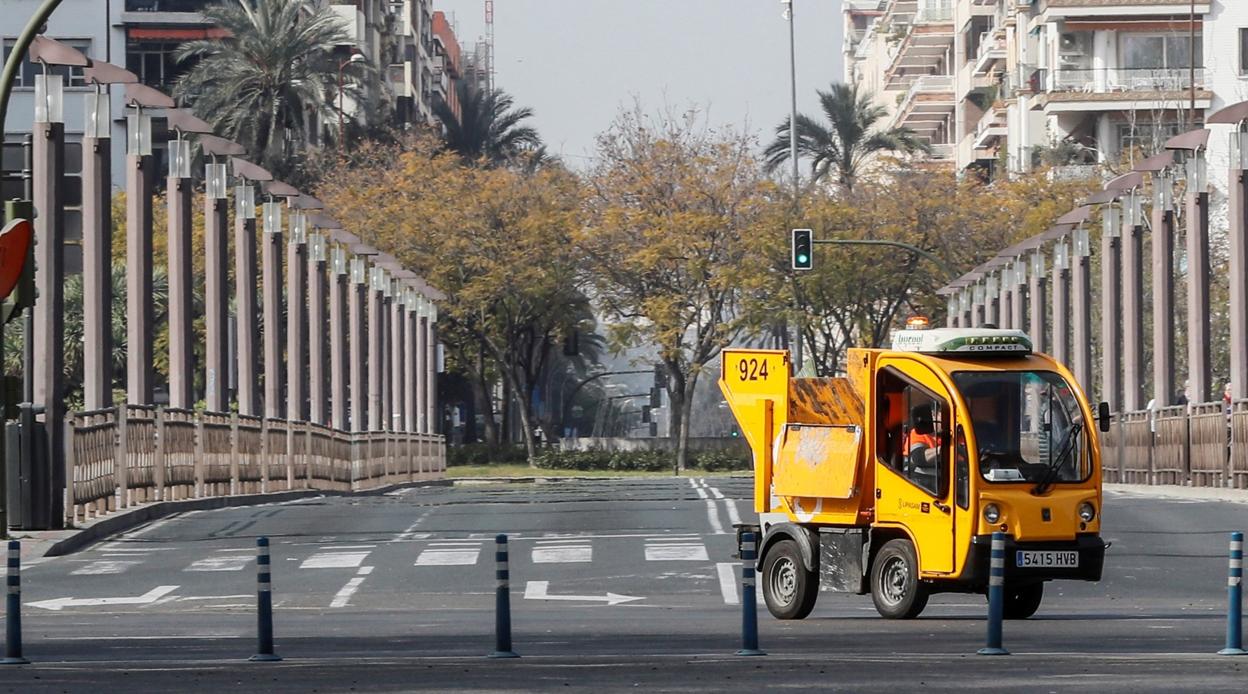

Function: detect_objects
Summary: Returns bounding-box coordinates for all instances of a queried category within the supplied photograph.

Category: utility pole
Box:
[784,0,804,372]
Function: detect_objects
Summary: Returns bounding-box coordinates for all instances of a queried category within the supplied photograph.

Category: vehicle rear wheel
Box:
[1002,582,1044,619]
[870,539,929,619]
[761,539,818,620]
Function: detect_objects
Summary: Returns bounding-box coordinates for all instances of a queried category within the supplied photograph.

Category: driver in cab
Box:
[904,404,940,473]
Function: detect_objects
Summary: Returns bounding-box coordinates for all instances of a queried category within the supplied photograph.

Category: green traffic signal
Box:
[791,228,813,270]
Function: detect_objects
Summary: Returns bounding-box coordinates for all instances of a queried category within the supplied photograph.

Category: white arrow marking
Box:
[523,581,644,606]
[26,585,179,611]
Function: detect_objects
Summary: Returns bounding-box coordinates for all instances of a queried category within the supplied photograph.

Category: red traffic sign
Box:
[0,218,33,302]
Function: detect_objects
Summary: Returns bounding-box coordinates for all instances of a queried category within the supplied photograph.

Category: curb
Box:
[39,478,453,558]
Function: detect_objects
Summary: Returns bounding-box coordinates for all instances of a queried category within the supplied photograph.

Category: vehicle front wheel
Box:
[1002,582,1044,619]
[870,539,929,619]
[761,539,818,620]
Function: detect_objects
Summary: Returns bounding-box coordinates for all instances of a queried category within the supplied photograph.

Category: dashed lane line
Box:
[716,562,739,605]
[330,566,374,608]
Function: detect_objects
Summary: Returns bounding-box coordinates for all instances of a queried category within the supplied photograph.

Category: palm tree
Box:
[173,0,360,177]
[433,82,542,166]
[765,83,931,192]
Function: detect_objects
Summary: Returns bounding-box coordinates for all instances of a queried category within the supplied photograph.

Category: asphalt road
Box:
[0,477,1246,692]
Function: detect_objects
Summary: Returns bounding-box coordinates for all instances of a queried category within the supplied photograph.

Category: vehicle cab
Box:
[868,327,1106,619]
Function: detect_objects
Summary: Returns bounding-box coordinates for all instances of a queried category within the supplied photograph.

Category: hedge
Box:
[531,449,751,472]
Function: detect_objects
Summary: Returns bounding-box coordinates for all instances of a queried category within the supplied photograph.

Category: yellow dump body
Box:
[718,348,875,526]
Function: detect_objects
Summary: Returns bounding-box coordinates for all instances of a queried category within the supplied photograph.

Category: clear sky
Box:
[434,0,844,167]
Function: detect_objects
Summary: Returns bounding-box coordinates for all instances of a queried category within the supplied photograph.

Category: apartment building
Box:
[845,1,1248,183]
[430,11,463,126]
[844,0,958,163]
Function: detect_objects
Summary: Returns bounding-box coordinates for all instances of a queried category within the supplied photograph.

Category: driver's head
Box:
[911,405,934,435]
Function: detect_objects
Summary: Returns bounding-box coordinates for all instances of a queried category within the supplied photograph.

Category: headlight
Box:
[1078,502,1096,522]
[983,503,1001,524]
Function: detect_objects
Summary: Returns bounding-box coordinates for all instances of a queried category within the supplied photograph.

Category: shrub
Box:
[446,444,529,467]
[693,449,752,472]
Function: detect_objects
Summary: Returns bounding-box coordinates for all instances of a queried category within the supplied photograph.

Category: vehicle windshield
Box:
[951,371,1090,485]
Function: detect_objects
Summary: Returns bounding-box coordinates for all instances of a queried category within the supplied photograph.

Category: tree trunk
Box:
[502,367,539,464]
[471,350,498,446]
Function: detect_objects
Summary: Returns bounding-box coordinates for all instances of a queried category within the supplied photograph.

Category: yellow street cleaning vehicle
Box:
[719,326,1107,620]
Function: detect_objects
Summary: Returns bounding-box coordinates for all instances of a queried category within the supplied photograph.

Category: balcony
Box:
[882,10,954,90]
[973,31,1006,76]
[973,103,1008,148]
[928,143,954,161]
[1028,66,1214,113]
[125,0,211,10]
[893,74,955,138]
[1041,0,1210,19]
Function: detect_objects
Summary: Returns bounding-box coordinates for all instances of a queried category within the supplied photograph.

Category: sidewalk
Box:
[1105,482,1248,504]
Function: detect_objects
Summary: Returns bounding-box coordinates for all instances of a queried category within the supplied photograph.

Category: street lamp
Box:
[338,51,365,153]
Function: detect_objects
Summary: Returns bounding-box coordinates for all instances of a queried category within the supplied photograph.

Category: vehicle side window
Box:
[955,425,970,510]
[876,367,950,498]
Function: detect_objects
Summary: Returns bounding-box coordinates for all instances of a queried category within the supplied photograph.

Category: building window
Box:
[1121,34,1202,71]
[126,41,187,91]
[1,39,91,88]
[1241,28,1248,74]
[1118,122,1184,160]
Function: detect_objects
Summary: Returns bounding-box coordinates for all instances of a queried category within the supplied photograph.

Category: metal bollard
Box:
[735,531,765,656]
[249,537,282,662]
[1218,531,1246,656]
[977,531,1010,656]
[488,534,519,658]
[3,541,28,665]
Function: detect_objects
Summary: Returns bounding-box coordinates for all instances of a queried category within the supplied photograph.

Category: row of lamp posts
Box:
[11,37,441,529]
[941,104,1248,412]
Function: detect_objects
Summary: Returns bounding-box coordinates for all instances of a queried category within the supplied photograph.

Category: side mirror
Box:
[1097,401,1111,432]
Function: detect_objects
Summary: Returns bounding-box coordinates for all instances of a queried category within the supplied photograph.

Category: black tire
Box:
[870,538,929,619]
[761,539,819,620]
[1002,582,1044,619]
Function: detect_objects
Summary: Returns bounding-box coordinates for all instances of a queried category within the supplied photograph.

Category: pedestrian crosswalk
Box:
[68,532,730,578]
[414,541,483,566]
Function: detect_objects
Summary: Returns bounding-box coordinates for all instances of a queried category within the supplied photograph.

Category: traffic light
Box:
[791,228,813,270]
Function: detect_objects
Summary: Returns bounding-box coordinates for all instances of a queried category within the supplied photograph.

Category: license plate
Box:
[1015,550,1079,568]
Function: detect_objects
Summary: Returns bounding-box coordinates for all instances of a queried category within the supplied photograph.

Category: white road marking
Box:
[716,562,740,604]
[415,548,481,566]
[532,545,592,563]
[27,585,180,611]
[723,499,743,527]
[706,485,725,500]
[523,581,643,606]
[688,477,709,499]
[705,499,725,534]
[185,556,252,572]
[330,565,374,608]
[645,543,710,562]
[71,560,141,575]
[391,511,432,543]
[428,540,484,546]
[94,546,175,553]
[319,544,377,550]
[300,551,370,569]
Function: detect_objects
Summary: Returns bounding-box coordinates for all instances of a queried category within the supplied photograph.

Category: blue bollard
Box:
[3,540,28,665]
[249,537,282,662]
[978,531,1010,656]
[1218,531,1246,656]
[736,531,765,656]
[488,534,519,658]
